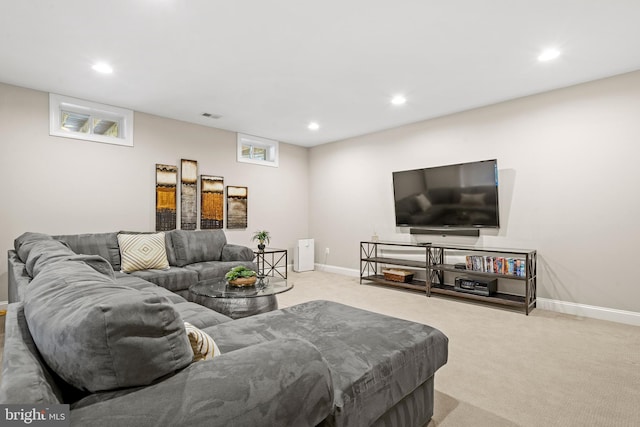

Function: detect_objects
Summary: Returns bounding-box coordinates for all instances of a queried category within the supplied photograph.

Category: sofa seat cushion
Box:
[185,260,258,281]
[173,301,233,328]
[206,300,449,427]
[168,230,227,267]
[127,267,199,293]
[23,259,194,392]
[114,275,187,304]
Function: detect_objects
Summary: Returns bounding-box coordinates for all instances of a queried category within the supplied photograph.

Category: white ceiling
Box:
[2,1,640,147]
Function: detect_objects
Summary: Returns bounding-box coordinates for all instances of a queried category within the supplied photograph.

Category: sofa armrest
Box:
[70,338,334,427]
[0,303,64,404]
[221,243,255,262]
[8,250,30,303]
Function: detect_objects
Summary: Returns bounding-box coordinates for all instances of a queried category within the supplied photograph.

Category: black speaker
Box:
[410,228,480,237]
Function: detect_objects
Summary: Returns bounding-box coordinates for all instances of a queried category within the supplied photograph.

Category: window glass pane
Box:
[241,145,252,158]
[253,146,267,160]
[61,111,90,133]
[92,118,119,137]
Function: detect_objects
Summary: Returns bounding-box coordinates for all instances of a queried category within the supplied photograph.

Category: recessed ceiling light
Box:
[538,48,561,62]
[391,95,406,105]
[92,62,113,74]
[308,122,320,131]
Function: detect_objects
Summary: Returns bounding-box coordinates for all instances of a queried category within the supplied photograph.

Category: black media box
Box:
[454,276,497,296]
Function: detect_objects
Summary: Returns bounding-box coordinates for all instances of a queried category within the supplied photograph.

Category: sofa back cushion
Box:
[15,232,54,262]
[18,238,77,278]
[17,235,116,280]
[23,259,193,392]
[167,230,227,267]
[54,232,121,271]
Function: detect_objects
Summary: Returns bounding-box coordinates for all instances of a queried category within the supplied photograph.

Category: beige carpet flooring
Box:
[278,271,640,427]
[1,271,638,426]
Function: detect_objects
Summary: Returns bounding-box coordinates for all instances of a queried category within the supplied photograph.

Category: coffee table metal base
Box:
[191,294,278,319]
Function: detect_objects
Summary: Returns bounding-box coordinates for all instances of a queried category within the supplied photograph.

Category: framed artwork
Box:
[226,186,248,229]
[181,159,198,230]
[155,164,177,231]
[201,175,224,229]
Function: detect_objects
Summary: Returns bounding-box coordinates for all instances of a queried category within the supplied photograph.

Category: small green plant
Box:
[251,230,271,246]
[225,266,257,281]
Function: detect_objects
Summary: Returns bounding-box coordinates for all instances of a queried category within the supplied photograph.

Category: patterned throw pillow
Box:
[117,232,170,273]
[184,322,221,361]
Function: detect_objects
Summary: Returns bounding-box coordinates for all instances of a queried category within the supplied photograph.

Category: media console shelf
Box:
[360,241,429,292]
[427,244,537,315]
[360,241,537,315]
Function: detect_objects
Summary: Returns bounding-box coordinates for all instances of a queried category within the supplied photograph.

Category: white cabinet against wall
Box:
[294,239,315,272]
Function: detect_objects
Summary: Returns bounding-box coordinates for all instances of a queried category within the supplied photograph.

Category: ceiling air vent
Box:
[201,112,222,119]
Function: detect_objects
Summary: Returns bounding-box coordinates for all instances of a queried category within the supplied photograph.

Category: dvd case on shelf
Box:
[465,255,526,277]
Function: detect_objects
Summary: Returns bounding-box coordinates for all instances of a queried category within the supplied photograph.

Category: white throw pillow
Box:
[117,232,170,273]
[184,322,221,361]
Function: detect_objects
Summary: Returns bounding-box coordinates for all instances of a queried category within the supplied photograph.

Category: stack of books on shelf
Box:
[465,255,526,277]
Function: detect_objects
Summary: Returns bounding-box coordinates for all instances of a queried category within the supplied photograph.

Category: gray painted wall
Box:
[3,71,640,316]
[308,70,640,313]
[0,83,309,301]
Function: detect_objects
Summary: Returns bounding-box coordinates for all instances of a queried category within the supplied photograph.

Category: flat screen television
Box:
[392,159,500,228]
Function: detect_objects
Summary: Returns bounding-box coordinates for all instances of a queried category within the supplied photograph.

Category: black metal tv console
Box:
[360,241,537,315]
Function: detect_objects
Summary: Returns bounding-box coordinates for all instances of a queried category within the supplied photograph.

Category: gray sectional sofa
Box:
[8,229,258,303]
[1,231,449,426]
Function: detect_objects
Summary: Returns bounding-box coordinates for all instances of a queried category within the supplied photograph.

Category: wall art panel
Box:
[155,164,177,231]
[226,185,248,229]
[181,159,198,230]
[201,175,224,229]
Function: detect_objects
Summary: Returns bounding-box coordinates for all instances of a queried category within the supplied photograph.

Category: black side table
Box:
[254,248,288,279]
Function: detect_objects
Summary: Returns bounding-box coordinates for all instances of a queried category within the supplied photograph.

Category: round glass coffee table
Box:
[189,276,293,319]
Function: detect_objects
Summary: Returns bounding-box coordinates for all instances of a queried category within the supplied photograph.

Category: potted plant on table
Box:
[252,230,271,252]
[225,266,257,287]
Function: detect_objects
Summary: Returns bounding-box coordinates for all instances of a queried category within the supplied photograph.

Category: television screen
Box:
[393,159,499,228]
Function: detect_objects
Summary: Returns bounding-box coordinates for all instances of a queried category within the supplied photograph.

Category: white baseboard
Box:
[314,263,359,277]
[537,298,640,327]
[313,265,640,327]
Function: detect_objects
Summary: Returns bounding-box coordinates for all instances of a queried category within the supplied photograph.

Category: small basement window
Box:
[49,93,134,146]
[237,133,279,167]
